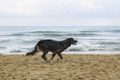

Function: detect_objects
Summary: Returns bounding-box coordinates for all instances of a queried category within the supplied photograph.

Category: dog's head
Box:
[65,38,77,45]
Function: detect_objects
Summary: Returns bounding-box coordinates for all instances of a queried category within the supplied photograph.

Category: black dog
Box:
[26,38,77,61]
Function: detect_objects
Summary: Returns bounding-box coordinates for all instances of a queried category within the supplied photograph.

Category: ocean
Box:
[0,26,120,54]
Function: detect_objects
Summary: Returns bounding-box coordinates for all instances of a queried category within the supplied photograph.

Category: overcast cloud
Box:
[0,0,120,26]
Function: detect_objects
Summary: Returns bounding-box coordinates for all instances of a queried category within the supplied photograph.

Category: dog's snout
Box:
[74,40,78,43]
[76,40,78,42]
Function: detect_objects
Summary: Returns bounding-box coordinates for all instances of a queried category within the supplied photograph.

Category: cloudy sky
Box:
[0,0,120,26]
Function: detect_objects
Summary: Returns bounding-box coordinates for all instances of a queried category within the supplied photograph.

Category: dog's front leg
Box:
[50,53,57,61]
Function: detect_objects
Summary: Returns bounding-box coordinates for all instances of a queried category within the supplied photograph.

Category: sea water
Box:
[0,26,120,54]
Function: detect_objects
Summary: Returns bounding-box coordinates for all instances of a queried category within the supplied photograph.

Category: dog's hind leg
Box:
[41,51,48,61]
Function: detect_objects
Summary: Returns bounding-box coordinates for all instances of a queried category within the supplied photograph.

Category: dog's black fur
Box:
[26,38,77,61]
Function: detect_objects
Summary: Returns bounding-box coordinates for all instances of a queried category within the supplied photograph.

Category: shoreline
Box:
[1,51,120,55]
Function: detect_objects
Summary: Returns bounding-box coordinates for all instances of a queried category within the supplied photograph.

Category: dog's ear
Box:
[65,38,72,44]
[66,38,73,41]
[66,38,77,45]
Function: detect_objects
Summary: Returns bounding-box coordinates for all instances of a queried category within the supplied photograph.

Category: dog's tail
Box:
[26,46,39,56]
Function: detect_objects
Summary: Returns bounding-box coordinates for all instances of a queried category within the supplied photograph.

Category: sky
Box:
[0,0,120,26]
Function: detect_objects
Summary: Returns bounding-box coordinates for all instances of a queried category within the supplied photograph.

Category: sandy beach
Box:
[0,54,120,80]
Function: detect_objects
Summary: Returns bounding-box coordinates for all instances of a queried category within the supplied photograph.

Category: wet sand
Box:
[0,54,120,80]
